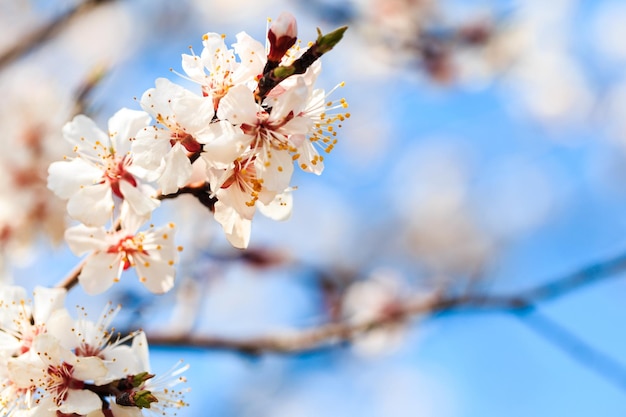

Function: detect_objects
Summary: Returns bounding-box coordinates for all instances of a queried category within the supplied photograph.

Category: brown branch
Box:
[157,181,217,211]
[145,249,626,354]
[147,293,442,355]
[0,0,116,70]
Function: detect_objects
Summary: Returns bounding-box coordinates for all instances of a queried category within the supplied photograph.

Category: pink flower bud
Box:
[267,12,298,62]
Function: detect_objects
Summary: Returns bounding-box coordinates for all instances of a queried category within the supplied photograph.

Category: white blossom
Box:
[64,208,181,294]
[47,108,159,227]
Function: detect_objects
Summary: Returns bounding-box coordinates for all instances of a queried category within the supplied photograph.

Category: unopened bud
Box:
[132,372,155,388]
[117,389,159,409]
[134,390,159,409]
[267,12,298,62]
[316,26,348,54]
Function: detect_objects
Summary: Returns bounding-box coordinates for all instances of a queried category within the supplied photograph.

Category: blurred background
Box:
[3,0,626,415]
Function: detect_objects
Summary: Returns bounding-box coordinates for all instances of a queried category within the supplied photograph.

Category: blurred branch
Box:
[72,66,108,116]
[0,0,116,70]
[146,249,626,354]
[515,310,626,391]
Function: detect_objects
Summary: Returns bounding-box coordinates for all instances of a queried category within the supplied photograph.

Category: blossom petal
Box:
[7,353,45,388]
[213,202,251,249]
[65,224,109,255]
[258,190,293,221]
[134,254,176,294]
[97,344,143,383]
[158,142,193,195]
[44,309,78,350]
[62,115,108,156]
[171,92,215,133]
[108,108,151,154]
[232,32,266,83]
[216,84,259,126]
[119,181,159,217]
[32,286,66,326]
[67,182,113,226]
[79,252,122,295]
[58,389,103,415]
[256,148,293,192]
[199,120,251,166]
[181,54,207,83]
[132,126,172,170]
[72,355,108,381]
[47,159,102,199]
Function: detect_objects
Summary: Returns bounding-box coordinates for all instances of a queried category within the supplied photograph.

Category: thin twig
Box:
[145,249,626,354]
[515,309,626,391]
[157,181,217,211]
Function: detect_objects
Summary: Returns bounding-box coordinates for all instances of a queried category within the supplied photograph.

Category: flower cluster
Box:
[0,286,188,416]
[10,13,349,417]
[47,12,349,295]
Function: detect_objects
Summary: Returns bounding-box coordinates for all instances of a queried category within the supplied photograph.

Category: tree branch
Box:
[145,249,626,354]
[0,0,116,70]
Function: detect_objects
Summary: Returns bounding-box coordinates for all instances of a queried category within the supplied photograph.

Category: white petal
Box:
[158,143,193,195]
[47,159,102,199]
[119,180,159,217]
[130,331,150,372]
[72,355,108,381]
[44,309,78,350]
[172,94,215,133]
[232,32,266,82]
[213,202,251,249]
[67,182,113,226]
[296,138,324,175]
[256,148,293,192]
[0,285,27,305]
[181,54,207,82]
[216,184,257,220]
[97,345,143,383]
[119,202,148,234]
[134,254,176,294]
[132,126,172,170]
[266,76,309,120]
[199,120,251,166]
[216,84,259,125]
[58,389,103,415]
[108,108,151,154]
[7,354,45,388]
[64,224,109,255]
[258,190,293,221]
[140,78,179,121]
[0,332,20,355]
[62,115,108,153]
[32,286,66,325]
[32,333,64,366]
[79,252,122,295]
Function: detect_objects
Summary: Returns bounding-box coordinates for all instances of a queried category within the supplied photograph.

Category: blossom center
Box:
[242,110,295,151]
[106,234,147,270]
[47,363,82,405]
[171,131,202,153]
[103,155,137,199]
[221,158,264,207]
[75,343,104,358]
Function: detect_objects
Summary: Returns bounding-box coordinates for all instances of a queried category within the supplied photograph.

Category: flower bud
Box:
[315,26,348,54]
[131,372,155,388]
[117,389,159,409]
[267,12,298,62]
